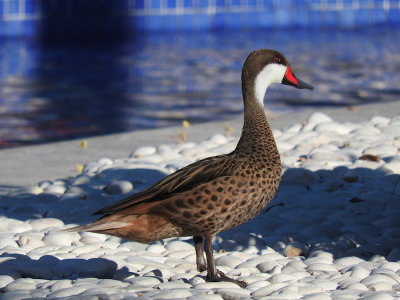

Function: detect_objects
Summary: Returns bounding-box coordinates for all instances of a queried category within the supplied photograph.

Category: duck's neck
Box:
[235,92,279,158]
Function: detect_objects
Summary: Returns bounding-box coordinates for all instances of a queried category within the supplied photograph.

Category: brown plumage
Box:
[68,49,313,287]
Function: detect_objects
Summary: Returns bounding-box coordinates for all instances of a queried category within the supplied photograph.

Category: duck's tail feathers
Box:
[63,220,130,233]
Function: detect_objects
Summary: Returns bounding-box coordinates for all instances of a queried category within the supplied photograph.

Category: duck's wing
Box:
[94,153,238,216]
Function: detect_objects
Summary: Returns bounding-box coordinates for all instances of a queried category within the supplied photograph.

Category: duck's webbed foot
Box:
[203,235,247,288]
[207,269,247,288]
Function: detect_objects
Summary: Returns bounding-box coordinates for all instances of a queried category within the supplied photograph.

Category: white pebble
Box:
[363,144,397,157]
[165,240,194,251]
[367,281,393,291]
[195,281,242,289]
[251,282,289,297]
[124,276,163,286]
[42,231,80,247]
[315,122,352,135]
[48,286,87,298]
[146,244,166,254]
[0,217,32,233]
[215,255,243,268]
[350,266,370,279]
[359,292,394,300]
[306,263,338,273]
[29,218,64,231]
[307,112,333,126]
[334,256,365,269]
[44,184,66,194]
[361,274,398,286]
[105,180,133,194]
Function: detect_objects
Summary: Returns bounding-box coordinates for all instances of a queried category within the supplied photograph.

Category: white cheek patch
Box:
[254,64,287,106]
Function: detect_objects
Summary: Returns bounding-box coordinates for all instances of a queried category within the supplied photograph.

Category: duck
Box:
[67,49,313,287]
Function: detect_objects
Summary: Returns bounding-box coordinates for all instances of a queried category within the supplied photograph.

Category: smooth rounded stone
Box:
[0,275,15,288]
[216,288,252,299]
[4,280,36,292]
[246,280,271,291]
[351,126,381,136]
[48,286,88,298]
[361,274,398,286]
[349,266,370,279]
[124,275,163,286]
[367,281,393,291]
[121,241,147,252]
[337,278,359,289]
[334,256,365,269]
[370,116,391,126]
[363,144,398,157]
[251,282,289,297]
[227,267,259,278]
[306,112,333,126]
[155,281,192,290]
[305,255,333,266]
[380,124,400,137]
[17,234,45,249]
[150,288,196,299]
[343,282,369,291]
[371,269,400,283]
[269,273,297,283]
[146,244,166,254]
[315,122,352,135]
[257,261,281,274]
[0,237,19,248]
[0,291,31,300]
[104,181,133,196]
[42,231,80,247]
[49,279,73,292]
[44,184,66,194]
[166,250,194,260]
[194,281,242,289]
[29,218,64,231]
[215,255,243,268]
[79,231,108,243]
[285,260,307,270]
[72,175,91,185]
[142,267,172,279]
[302,292,331,300]
[358,292,394,300]
[79,235,104,245]
[0,217,32,233]
[306,263,338,274]
[378,262,400,272]
[309,279,338,291]
[165,240,195,251]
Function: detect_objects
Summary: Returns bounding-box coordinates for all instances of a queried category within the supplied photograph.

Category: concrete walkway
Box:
[1,101,399,194]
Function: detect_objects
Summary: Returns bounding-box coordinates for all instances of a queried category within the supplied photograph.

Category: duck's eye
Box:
[274,56,281,63]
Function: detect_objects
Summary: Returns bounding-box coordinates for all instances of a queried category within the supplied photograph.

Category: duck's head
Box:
[242,49,313,106]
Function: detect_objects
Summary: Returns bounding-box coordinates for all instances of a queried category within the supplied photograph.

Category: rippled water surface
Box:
[0,27,399,148]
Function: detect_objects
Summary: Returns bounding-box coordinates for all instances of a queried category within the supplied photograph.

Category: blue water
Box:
[0,27,399,148]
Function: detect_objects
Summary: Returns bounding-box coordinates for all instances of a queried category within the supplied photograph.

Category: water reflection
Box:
[0,28,399,148]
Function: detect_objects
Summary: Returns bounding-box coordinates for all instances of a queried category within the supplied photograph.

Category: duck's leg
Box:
[204,235,247,288]
[193,236,207,271]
